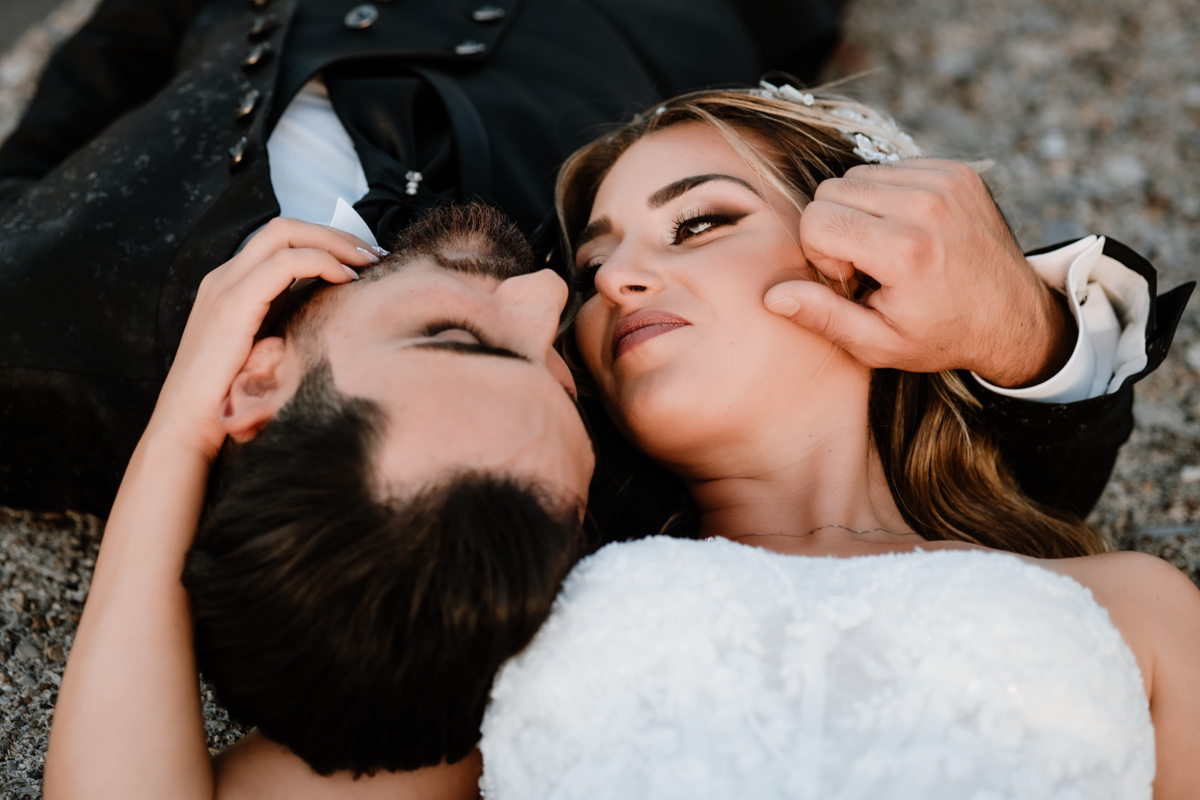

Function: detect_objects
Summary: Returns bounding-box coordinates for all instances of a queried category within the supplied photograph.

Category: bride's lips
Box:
[612,309,691,360]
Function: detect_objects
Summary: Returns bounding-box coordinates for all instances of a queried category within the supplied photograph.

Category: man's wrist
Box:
[975,283,1077,389]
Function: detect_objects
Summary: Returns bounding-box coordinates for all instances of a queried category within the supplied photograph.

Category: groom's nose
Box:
[493,268,570,359]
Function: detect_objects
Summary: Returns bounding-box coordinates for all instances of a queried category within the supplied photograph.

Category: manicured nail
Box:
[342,265,361,281]
[356,247,380,263]
[372,246,390,257]
[766,296,800,316]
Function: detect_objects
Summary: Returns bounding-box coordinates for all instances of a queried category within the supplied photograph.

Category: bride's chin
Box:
[610,384,722,458]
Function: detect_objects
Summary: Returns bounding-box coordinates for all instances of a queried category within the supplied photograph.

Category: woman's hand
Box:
[44,218,381,800]
[148,217,382,461]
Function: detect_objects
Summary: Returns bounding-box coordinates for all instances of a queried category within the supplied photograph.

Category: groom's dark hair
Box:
[183,361,585,776]
[182,203,586,776]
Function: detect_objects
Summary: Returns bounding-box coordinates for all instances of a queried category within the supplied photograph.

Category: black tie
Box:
[323,66,458,246]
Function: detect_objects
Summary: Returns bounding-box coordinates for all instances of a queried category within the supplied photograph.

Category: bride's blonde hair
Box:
[556,86,1107,559]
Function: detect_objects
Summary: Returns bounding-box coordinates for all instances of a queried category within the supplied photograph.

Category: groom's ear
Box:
[222,336,303,443]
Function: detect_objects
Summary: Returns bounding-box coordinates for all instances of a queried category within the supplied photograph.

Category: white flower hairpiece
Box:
[754,81,917,163]
[756,80,814,106]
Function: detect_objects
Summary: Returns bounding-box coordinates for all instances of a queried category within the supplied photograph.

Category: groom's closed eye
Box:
[411,340,532,363]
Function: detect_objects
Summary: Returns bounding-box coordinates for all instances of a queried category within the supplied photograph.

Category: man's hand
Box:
[764,159,1075,387]
[148,218,381,460]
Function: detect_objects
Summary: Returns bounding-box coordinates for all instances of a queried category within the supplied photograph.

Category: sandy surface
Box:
[0,0,1197,795]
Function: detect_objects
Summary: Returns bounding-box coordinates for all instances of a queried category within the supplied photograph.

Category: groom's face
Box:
[321,260,592,509]
[289,207,594,512]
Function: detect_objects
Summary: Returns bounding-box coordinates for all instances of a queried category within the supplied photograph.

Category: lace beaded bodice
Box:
[480,537,1154,799]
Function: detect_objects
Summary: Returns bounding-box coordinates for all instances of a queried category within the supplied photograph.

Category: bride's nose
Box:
[593,247,665,302]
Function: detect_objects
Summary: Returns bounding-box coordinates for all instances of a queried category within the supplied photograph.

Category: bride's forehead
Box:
[618,123,744,166]
[598,126,757,201]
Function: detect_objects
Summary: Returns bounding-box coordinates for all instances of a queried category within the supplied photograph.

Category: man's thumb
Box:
[764,280,895,365]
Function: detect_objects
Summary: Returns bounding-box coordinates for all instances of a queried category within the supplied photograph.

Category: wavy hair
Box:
[556,86,1106,559]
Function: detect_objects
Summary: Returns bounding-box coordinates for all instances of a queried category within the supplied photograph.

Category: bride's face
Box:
[574,122,867,463]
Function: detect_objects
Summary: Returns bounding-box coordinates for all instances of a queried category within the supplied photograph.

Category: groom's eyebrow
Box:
[648,174,762,208]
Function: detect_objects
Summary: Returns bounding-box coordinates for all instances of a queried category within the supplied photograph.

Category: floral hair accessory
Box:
[757,80,814,106]
[753,81,917,164]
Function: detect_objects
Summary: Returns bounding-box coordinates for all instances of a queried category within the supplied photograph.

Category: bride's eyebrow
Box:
[648,174,762,208]
[576,174,761,251]
[576,218,612,249]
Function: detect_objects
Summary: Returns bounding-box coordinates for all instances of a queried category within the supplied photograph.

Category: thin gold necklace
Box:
[719,524,920,540]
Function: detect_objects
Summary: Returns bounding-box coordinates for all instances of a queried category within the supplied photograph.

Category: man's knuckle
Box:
[946,160,977,180]
[841,177,877,200]
[825,209,869,244]
[894,229,931,263]
[944,162,985,191]
[913,189,948,218]
[812,180,839,201]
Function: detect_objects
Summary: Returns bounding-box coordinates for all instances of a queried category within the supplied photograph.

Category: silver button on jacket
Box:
[472,5,505,22]
[344,4,380,30]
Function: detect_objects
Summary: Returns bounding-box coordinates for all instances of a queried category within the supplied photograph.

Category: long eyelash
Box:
[574,210,748,292]
[670,211,747,244]
[422,319,488,341]
[575,262,602,292]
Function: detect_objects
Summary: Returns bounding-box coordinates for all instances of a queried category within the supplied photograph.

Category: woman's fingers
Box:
[229,246,361,306]
[149,219,379,459]
[162,247,363,442]
[190,248,360,355]
[229,217,382,281]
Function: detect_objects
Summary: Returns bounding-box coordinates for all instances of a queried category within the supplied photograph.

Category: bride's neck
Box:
[671,383,911,551]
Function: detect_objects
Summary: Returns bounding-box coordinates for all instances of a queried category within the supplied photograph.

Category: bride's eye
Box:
[670,212,747,245]
[574,260,603,296]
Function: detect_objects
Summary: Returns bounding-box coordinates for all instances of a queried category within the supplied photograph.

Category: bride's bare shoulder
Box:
[1036,550,1200,693]
[1035,549,1197,603]
[1036,550,1200,797]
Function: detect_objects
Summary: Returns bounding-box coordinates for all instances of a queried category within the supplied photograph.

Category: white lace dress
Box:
[480,537,1154,799]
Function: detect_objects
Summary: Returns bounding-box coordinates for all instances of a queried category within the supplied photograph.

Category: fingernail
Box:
[342,265,361,281]
[356,247,380,264]
[766,296,800,316]
[372,246,390,257]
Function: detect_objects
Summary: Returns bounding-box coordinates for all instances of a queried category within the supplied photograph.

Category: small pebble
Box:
[1185,342,1200,373]
[13,642,39,663]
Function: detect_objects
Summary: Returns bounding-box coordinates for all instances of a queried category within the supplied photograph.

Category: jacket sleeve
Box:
[970,238,1195,518]
[0,0,208,208]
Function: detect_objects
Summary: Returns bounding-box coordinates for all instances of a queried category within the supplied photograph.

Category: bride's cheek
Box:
[574,305,605,370]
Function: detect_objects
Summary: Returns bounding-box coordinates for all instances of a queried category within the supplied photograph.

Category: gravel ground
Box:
[826,0,1200,562]
[0,0,1197,795]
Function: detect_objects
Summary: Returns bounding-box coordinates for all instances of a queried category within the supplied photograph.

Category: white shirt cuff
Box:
[972,235,1150,403]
